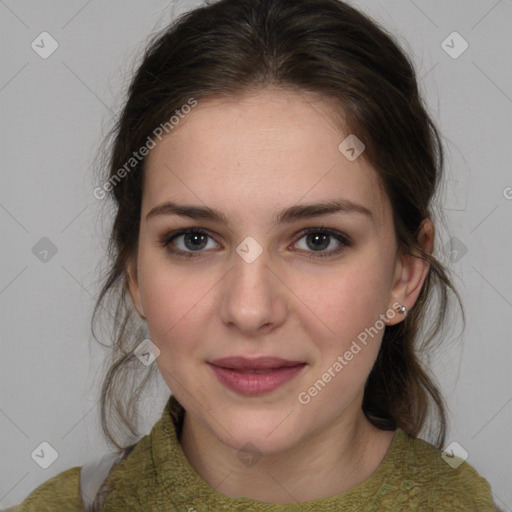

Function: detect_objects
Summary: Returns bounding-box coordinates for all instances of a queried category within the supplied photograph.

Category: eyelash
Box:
[159,226,351,260]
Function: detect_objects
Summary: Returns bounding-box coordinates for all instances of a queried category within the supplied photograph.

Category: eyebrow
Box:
[146,198,373,226]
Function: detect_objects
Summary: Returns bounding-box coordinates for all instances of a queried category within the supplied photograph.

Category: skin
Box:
[126,87,433,503]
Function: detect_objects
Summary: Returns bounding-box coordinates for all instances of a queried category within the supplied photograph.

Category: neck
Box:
[179,405,394,503]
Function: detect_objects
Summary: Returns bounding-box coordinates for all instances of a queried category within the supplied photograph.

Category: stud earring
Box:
[396,304,407,315]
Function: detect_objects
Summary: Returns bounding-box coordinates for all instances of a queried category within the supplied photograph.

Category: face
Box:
[127,87,419,455]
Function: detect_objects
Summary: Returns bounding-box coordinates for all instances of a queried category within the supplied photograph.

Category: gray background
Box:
[1,0,511,509]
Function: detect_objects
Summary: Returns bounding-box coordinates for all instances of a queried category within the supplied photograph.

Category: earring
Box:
[396,304,407,315]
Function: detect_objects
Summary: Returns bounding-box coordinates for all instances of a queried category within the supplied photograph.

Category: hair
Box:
[89,0,463,504]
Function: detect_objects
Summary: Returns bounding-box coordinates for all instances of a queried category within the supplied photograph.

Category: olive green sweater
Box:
[6,394,498,511]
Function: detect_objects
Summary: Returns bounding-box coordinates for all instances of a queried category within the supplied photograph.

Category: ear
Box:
[386,219,434,326]
[126,255,146,320]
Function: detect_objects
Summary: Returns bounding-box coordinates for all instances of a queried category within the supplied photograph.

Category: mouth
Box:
[207,356,307,395]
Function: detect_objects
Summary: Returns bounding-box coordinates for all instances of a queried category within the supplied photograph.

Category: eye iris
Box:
[184,233,208,251]
[307,233,329,251]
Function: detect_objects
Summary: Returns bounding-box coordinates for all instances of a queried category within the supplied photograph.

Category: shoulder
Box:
[388,430,498,511]
[5,412,168,512]
[4,434,155,512]
[4,466,83,512]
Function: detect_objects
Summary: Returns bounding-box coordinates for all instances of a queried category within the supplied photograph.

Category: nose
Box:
[219,247,287,335]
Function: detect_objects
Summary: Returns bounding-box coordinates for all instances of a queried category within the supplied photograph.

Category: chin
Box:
[212,409,304,455]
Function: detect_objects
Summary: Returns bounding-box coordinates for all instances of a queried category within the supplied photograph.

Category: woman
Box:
[8,0,498,509]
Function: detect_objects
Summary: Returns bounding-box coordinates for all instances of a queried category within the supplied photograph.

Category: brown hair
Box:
[91,0,462,471]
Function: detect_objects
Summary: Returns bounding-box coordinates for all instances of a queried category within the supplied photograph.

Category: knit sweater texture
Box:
[6,394,498,511]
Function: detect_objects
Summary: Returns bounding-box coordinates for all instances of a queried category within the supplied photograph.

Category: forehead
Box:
[142,87,390,226]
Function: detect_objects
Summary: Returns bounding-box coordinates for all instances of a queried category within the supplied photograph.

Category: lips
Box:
[207,356,307,395]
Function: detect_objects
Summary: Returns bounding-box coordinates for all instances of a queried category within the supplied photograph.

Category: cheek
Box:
[295,266,392,409]
[290,256,394,402]
[295,256,393,339]
[140,269,204,391]
[141,275,200,344]
[137,250,188,340]
[137,253,219,364]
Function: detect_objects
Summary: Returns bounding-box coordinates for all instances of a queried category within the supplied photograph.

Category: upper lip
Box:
[208,356,306,371]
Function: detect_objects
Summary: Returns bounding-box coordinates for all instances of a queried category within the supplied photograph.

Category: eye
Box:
[159,228,218,259]
[159,226,351,259]
[292,227,351,259]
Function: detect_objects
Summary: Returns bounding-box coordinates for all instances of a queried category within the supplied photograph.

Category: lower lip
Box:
[208,363,306,395]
